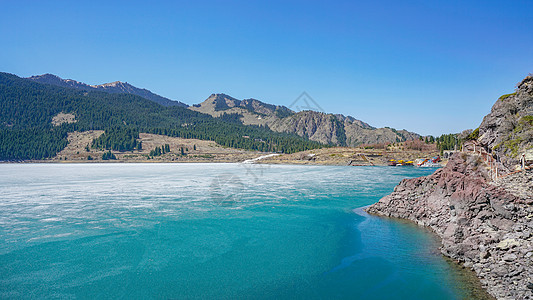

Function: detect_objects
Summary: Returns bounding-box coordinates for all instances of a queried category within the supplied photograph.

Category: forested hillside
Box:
[0,72,324,160]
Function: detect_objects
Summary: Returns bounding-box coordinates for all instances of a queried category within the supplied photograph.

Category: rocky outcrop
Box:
[479,76,533,170]
[190,93,420,146]
[269,111,346,145]
[494,169,533,201]
[367,75,533,299]
[367,154,533,299]
[28,74,187,107]
[270,111,420,145]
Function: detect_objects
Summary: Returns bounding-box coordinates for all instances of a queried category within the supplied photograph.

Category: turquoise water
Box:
[0,163,474,299]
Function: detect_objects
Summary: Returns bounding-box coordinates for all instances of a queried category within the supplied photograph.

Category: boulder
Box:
[496,239,520,250]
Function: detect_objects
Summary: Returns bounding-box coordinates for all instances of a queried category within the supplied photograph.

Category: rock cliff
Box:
[479,76,533,170]
[368,154,532,299]
[367,75,533,299]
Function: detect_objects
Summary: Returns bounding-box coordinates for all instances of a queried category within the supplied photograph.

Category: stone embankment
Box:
[367,153,533,299]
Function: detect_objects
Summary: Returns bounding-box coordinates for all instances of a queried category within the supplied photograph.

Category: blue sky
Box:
[1,0,532,136]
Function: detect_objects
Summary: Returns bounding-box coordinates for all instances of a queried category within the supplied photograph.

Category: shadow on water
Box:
[347,208,494,300]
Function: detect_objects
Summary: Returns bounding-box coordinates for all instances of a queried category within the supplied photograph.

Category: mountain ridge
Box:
[191,93,419,146]
[27,73,421,146]
[28,73,188,107]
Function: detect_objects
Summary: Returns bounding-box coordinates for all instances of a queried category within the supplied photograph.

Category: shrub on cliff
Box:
[466,128,479,140]
[498,93,516,101]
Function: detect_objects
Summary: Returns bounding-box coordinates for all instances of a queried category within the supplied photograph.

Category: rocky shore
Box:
[367,75,533,299]
[367,153,532,299]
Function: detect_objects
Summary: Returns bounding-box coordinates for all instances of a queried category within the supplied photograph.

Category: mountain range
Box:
[29,73,420,146]
[1,72,326,160]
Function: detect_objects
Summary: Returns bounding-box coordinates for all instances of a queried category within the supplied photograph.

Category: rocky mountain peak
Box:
[28,73,60,80]
[197,94,292,117]
[192,94,237,111]
[478,75,533,170]
[93,81,137,94]
[28,73,91,90]
[97,81,125,87]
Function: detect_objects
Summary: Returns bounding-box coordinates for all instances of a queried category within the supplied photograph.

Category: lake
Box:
[0,163,480,299]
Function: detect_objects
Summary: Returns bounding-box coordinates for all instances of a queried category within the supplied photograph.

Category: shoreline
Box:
[0,155,446,167]
[366,153,533,299]
[0,159,445,170]
[356,205,493,299]
[363,209,495,300]
[3,133,444,167]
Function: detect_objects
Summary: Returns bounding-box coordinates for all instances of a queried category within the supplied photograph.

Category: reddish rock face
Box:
[367,153,532,299]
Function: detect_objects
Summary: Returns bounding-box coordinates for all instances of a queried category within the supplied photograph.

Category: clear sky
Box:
[1,0,532,136]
